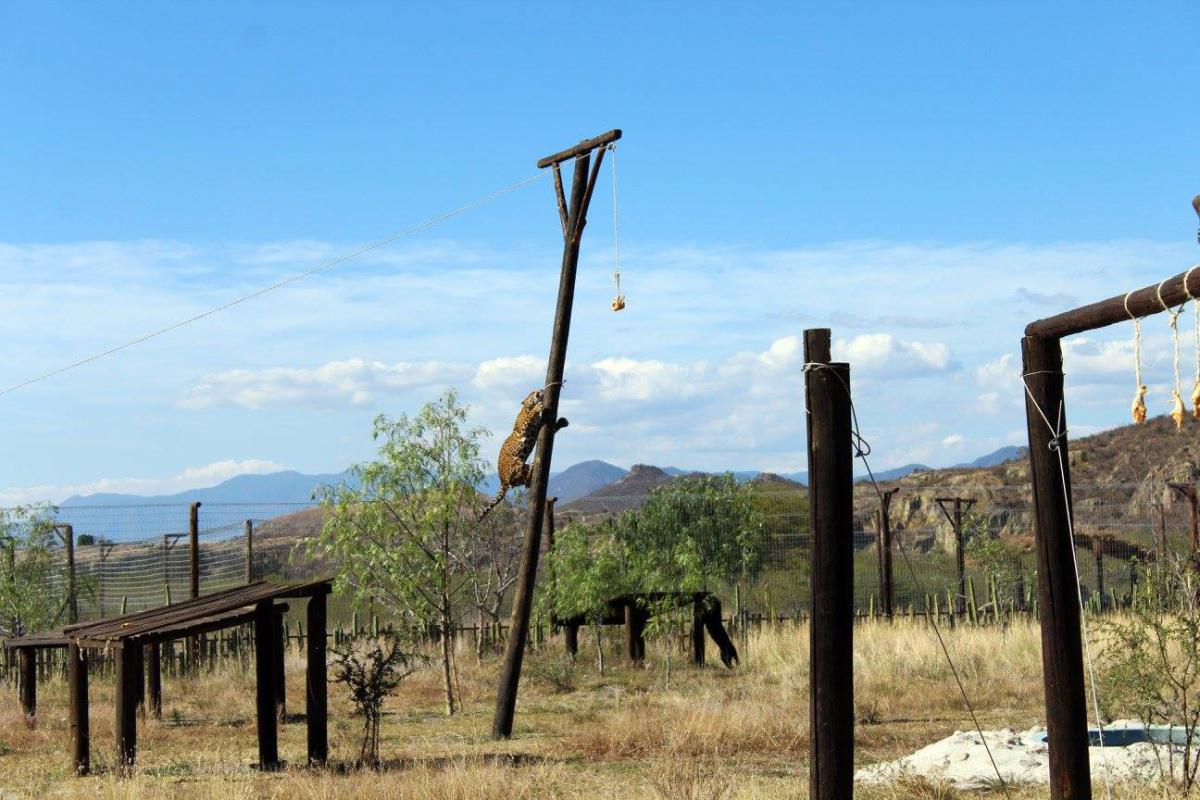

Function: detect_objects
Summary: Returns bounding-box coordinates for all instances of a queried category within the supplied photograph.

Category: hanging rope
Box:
[1019,375,1114,799]
[609,143,625,312]
[1188,266,1200,418]
[1157,279,1187,429]
[1125,292,1148,424]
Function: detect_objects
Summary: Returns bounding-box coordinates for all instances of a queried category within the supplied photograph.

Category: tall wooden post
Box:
[188,502,201,674]
[58,525,78,624]
[876,488,899,619]
[188,502,201,599]
[272,608,286,720]
[147,643,162,718]
[18,647,36,723]
[114,643,141,775]
[245,519,254,584]
[1022,334,1092,800]
[306,590,328,766]
[253,601,280,769]
[492,128,621,740]
[68,642,90,775]
[804,328,855,800]
[936,497,976,613]
[691,596,706,666]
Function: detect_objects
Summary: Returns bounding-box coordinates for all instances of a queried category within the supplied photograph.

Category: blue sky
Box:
[1,2,1198,503]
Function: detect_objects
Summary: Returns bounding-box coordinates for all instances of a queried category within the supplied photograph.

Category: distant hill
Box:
[561,464,674,515]
[954,445,1026,469]
[61,470,355,507]
[547,460,627,504]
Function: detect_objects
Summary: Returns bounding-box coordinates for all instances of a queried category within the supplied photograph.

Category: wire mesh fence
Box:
[1,482,1195,637]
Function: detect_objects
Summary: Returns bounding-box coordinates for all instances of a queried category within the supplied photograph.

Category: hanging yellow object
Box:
[1132,384,1148,424]
[611,295,625,311]
[1192,380,1200,420]
[1171,388,1186,430]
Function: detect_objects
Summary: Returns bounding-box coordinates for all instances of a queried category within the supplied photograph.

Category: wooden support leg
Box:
[272,610,286,721]
[18,647,35,726]
[114,644,140,776]
[632,608,647,664]
[624,603,640,665]
[701,598,740,668]
[68,643,90,776]
[306,591,328,766]
[564,622,579,658]
[254,601,280,770]
[147,643,162,719]
[134,643,146,716]
[691,597,706,666]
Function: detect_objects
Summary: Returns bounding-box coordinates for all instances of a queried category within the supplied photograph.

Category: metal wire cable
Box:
[0,170,549,398]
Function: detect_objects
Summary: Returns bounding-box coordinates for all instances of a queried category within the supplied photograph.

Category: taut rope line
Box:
[1125,292,1147,424]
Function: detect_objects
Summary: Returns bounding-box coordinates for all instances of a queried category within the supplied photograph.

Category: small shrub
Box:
[332,632,425,767]
[524,652,578,693]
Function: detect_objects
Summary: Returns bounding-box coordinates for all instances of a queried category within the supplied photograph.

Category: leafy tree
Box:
[0,505,68,637]
[313,389,486,715]
[625,474,768,593]
[462,492,524,659]
[546,519,630,674]
[963,512,1025,611]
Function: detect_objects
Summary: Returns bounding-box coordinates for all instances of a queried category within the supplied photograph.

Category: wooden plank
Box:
[68,642,89,775]
[306,591,328,766]
[1022,334,1092,800]
[1027,266,1200,339]
[804,328,855,800]
[536,128,621,168]
[254,601,279,769]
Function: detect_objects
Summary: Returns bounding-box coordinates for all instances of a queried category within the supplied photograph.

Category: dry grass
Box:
[0,618,1164,798]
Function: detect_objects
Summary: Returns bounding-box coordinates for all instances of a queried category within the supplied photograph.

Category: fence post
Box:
[245,520,254,584]
[56,525,78,624]
[876,488,899,620]
[803,328,855,800]
[189,502,201,599]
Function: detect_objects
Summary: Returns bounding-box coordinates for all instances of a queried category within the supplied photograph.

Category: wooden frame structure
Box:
[4,579,330,776]
[557,591,740,669]
[1022,264,1200,800]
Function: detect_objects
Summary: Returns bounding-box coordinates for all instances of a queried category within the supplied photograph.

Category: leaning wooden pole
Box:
[492,128,621,740]
[877,488,898,619]
[804,328,855,800]
[1022,334,1092,800]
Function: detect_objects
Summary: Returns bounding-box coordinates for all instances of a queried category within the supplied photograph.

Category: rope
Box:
[1125,292,1147,424]
[609,143,624,311]
[1157,279,1187,429]
[1020,371,1114,799]
[1186,266,1200,418]
[801,361,1013,799]
[0,170,550,399]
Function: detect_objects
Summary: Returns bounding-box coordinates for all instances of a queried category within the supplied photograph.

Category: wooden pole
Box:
[18,647,36,723]
[188,503,201,674]
[876,488,898,619]
[272,607,286,721]
[1022,334,1092,800]
[690,596,706,666]
[189,502,201,599]
[936,497,976,613]
[114,644,140,776]
[58,525,78,624]
[492,129,620,740]
[804,328,855,800]
[147,642,162,719]
[68,642,90,775]
[254,600,279,769]
[306,590,328,766]
[245,519,254,584]
[1027,266,1200,339]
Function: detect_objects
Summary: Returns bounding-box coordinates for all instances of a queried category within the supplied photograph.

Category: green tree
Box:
[313,389,486,716]
[546,519,630,674]
[0,504,68,637]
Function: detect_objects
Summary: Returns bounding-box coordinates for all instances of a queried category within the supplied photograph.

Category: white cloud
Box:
[587,357,708,402]
[942,433,965,447]
[179,358,472,410]
[473,355,545,393]
[833,333,954,378]
[0,459,286,506]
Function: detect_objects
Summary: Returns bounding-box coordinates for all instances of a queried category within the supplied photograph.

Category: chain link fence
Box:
[2,482,1194,635]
